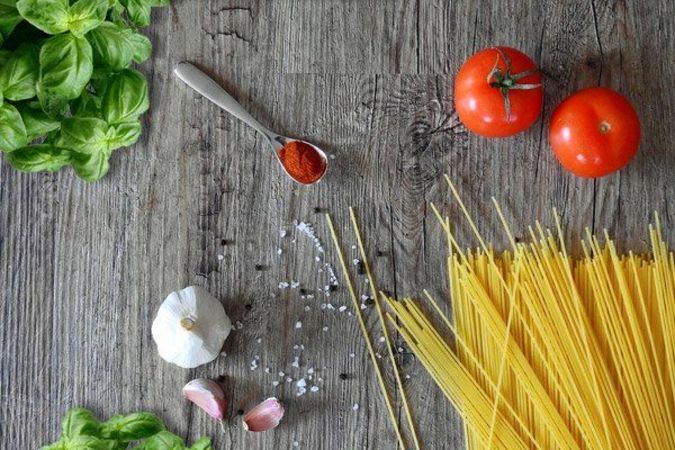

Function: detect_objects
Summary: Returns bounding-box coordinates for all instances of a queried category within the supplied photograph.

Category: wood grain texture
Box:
[1,1,674,449]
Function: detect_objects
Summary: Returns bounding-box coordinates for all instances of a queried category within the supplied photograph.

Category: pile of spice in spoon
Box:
[278,141,327,185]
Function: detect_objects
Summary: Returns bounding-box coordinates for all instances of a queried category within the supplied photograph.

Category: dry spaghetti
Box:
[384,177,675,450]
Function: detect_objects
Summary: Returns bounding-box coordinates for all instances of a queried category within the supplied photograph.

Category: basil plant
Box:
[0,0,168,182]
[41,407,214,450]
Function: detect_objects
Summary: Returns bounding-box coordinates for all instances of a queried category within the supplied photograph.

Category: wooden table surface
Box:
[2,1,674,449]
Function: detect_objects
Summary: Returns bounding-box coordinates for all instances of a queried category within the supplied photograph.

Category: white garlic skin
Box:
[151,286,231,368]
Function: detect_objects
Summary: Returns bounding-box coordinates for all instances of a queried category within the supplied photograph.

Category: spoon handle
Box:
[174,62,275,140]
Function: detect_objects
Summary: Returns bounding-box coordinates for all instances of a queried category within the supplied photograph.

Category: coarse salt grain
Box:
[295,321,302,329]
[338,305,347,312]
[217,254,224,261]
[291,356,300,368]
[378,336,385,343]
[310,386,319,392]
[304,305,311,311]
[352,403,359,411]
[349,353,355,358]
[322,326,328,332]
[279,282,290,289]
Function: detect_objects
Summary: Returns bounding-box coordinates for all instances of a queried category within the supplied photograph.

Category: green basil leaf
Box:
[152,0,169,5]
[100,412,164,442]
[6,144,73,172]
[37,33,93,114]
[120,0,151,27]
[57,116,108,153]
[15,102,60,138]
[71,149,109,182]
[61,435,118,450]
[70,90,101,117]
[134,431,186,450]
[60,408,101,440]
[0,4,23,42]
[38,441,67,450]
[129,31,151,64]
[0,103,28,152]
[0,43,39,101]
[189,437,213,450]
[101,68,148,124]
[68,0,108,37]
[86,22,135,71]
[16,0,70,35]
[107,120,141,149]
[0,49,11,66]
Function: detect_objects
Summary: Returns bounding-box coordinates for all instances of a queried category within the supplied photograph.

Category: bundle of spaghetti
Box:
[385,179,675,450]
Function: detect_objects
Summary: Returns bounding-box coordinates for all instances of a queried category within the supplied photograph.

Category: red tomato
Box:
[549,87,640,178]
[455,47,543,137]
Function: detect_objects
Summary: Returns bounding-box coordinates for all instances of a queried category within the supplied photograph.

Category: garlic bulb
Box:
[151,286,231,368]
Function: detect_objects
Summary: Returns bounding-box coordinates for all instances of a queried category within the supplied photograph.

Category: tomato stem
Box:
[487,47,542,121]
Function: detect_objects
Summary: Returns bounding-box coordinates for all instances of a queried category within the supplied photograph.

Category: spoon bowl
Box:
[174,62,328,185]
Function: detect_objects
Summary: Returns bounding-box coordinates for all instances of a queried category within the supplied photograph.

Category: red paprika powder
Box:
[277,140,326,184]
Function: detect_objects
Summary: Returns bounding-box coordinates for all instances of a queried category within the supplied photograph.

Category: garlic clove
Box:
[242,397,285,432]
[151,286,232,368]
[183,378,227,421]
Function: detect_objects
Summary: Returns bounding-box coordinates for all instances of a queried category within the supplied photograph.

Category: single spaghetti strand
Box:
[325,213,407,450]
[349,207,422,450]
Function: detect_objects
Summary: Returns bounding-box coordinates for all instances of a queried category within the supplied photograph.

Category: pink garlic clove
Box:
[242,397,285,432]
[182,378,227,421]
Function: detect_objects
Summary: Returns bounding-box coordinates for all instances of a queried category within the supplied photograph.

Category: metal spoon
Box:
[174,62,328,185]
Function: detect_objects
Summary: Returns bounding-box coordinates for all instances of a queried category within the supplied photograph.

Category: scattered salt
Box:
[280,229,287,238]
[304,305,311,311]
[378,336,385,343]
[256,338,262,344]
[310,386,319,393]
[272,380,280,386]
[307,367,315,374]
[322,326,329,332]
[352,403,359,411]
[349,353,355,358]
[279,281,290,289]
[277,248,283,255]
[291,281,300,288]
[295,321,302,329]
[338,305,347,312]
[264,367,271,373]
[235,321,243,330]
[352,259,360,265]
[291,356,300,368]
[279,371,285,377]
[217,254,224,261]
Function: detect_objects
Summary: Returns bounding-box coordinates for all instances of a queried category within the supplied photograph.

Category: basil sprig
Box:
[41,407,213,450]
[0,0,165,182]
